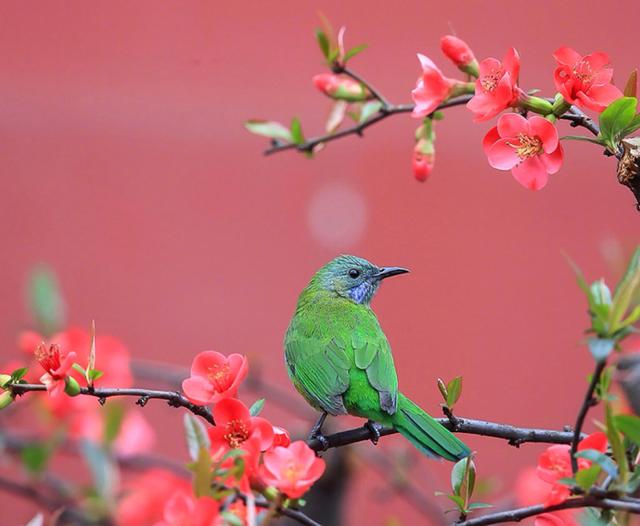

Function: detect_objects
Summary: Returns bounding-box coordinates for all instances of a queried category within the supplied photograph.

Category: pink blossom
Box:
[467,48,521,121]
[483,113,563,190]
[35,342,76,396]
[156,490,219,526]
[553,47,623,112]
[259,440,325,499]
[412,54,458,118]
[182,351,248,405]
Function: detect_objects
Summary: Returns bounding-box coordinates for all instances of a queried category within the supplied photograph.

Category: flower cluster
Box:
[4,333,325,526]
[411,36,623,188]
[516,432,608,526]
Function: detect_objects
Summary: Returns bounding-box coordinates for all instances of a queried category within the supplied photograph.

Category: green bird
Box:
[284,255,470,461]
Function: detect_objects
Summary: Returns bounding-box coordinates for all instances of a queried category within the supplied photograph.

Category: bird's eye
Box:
[348,268,361,279]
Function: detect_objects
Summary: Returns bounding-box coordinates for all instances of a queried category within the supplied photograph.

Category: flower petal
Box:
[191,350,226,378]
[553,46,582,68]
[497,113,529,138]
[540,145,563,175]
[512,158,549,190]
[482,126,500,157]
[182,376,214,405]
[213,397,250,426]
[487,139,521,170]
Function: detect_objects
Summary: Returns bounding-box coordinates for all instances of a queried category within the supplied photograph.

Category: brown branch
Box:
[569,360,606,473]
[455,495,640,526]
[308,416,579,452]
[8,382,214,425]
[336,65,391,109]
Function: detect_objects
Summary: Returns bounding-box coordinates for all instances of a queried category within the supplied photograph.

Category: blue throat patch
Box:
[348,281,373,304]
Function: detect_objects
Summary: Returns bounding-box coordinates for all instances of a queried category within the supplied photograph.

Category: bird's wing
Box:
[285,335,351,415]
[352,324,399,415]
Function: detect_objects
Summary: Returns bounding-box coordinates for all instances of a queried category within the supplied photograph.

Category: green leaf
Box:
[621,305,640,327]
[575,464,602,491]
[451,455,475,508]
[184,414,211,462]
[557,476,576,487]
[561,135,604,145]
[359,101,382,124]
[290,117,304,145]
[10,367,28,382]
[191,446,213,498]
[72,363,86,376]
[621,115,640,138]
[244,120,293,142]
[614,414,640,446]
[249,398,265,417]
[88,369,104,381]
[605,402,628,483]
[467,503,493,510]
[21,443,52,475]
[80,439,117,501]
[103,402,125,444]
[588,338,615,362]
[343,43,368,62]
[27,265,66,336]
[610,247,640,332]
[446,376,463,407]
[315,29,330,59]
[575,450,616,479]
[599,97,638,150]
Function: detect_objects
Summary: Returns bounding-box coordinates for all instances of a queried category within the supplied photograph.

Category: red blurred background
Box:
[1,1,639,524]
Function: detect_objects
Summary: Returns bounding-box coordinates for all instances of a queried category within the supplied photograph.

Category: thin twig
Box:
[455,496,640,526]
[337,65,391,109]
[8,383,214,425]
[569,360,606,473]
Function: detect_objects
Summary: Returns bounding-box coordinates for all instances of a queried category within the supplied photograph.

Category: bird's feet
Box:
[308,412,329,452]
[364,419,382,445]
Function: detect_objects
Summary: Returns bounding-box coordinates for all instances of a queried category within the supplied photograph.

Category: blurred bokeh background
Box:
[1,1,639,524]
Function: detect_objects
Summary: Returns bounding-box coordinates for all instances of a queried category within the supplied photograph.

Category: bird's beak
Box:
[375,266,410,280]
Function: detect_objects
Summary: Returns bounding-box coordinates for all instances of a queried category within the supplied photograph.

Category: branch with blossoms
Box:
[1,247,640,526]
[246,19,640,207]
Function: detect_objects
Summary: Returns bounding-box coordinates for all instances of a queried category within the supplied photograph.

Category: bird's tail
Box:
[391,393,470,461]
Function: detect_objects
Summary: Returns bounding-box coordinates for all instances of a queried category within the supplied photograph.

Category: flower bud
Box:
[0,391,14,410]
[440,35,478,76]
[313,73,372,102]
[0,374,11,389]
[64,375,81,396]
[413,138,435,182]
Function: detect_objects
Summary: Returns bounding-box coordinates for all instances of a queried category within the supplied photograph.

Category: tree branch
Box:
[569,360,606,473]
[8,382,214,425]
[337,65,391,109]
[455,495,640,526]
[307,416,579,452]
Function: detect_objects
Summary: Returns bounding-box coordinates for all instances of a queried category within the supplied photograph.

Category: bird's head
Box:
[313,255,409,305]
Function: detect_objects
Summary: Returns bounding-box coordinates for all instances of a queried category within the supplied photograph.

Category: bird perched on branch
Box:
[284,255,470,461]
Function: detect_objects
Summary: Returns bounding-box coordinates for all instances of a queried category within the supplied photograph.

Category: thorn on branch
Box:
[98,397,106,406]
[137,395,149,407]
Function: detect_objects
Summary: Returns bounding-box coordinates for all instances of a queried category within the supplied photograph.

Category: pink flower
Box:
[272,426,291,448]
[467,48,521,121]
[483,113,563,190]
[116,470,190,526]
[156,490,219,526]
[440,35,476,69]
[553,47,623,113]
[412,149,435,182]
[412,54,458,118]
[182,351,248,405]
[35,342,76,396]
[260,441,325,499]
[313,73,371,102]
[208,398,273,454]
[537,432,607,505]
